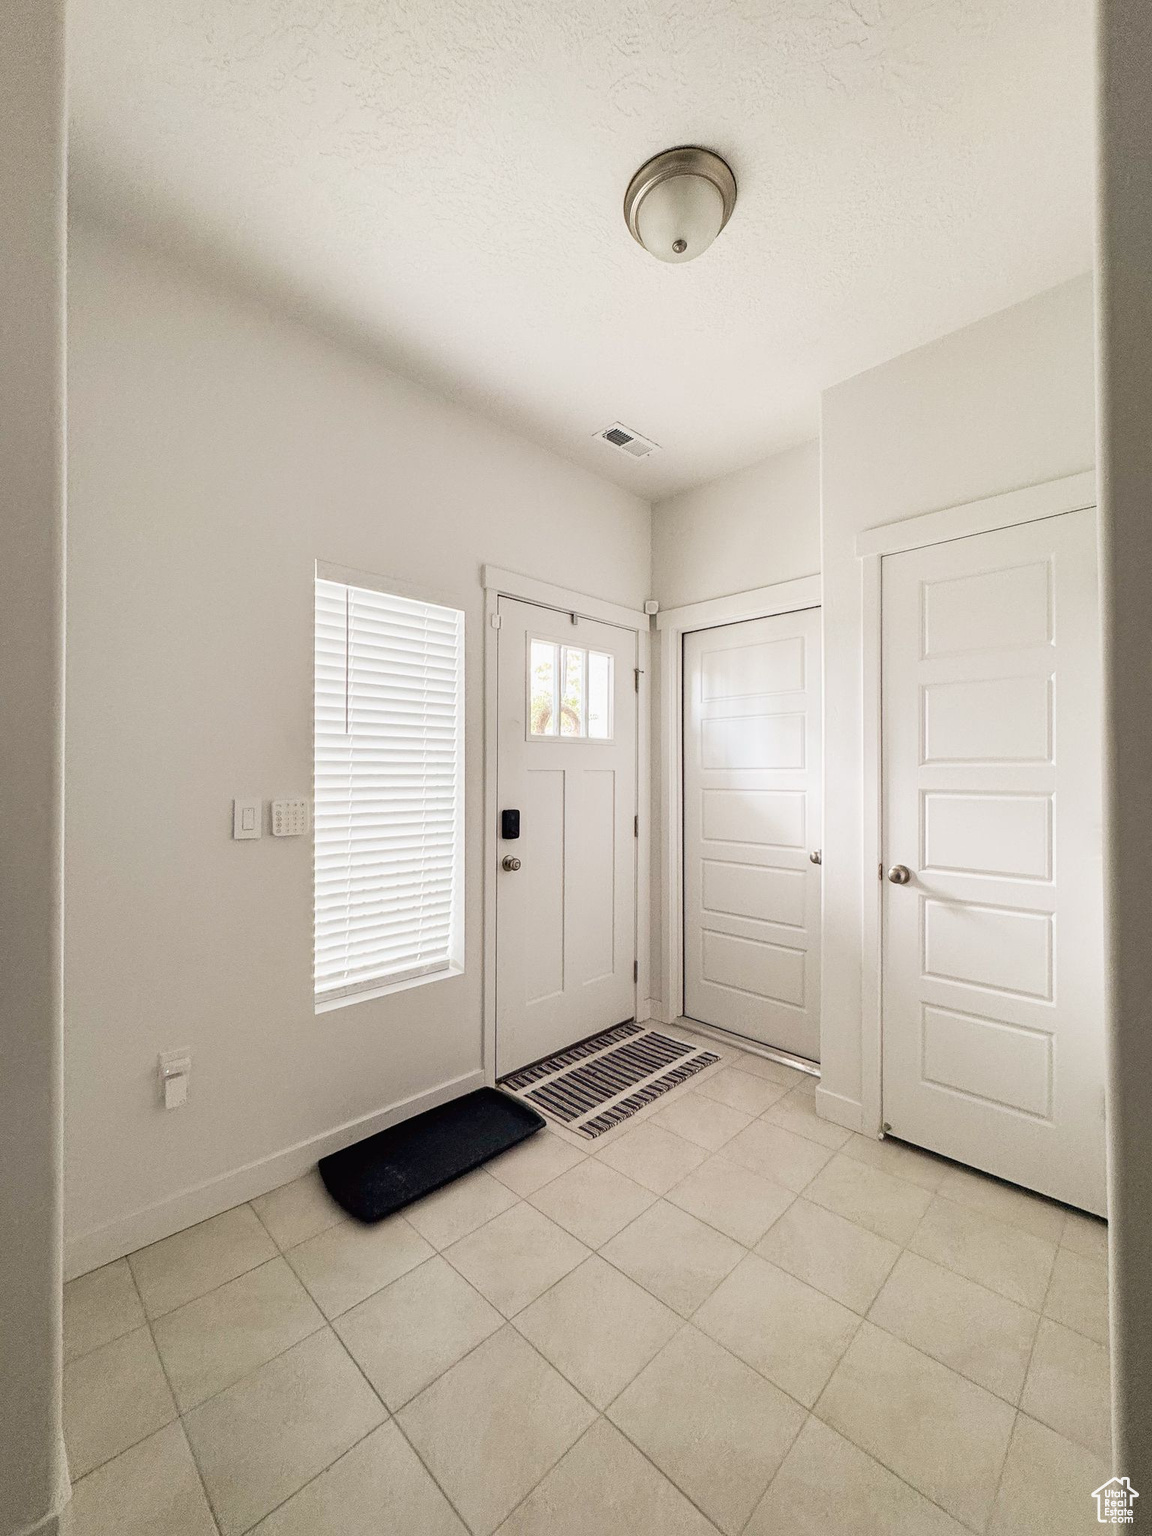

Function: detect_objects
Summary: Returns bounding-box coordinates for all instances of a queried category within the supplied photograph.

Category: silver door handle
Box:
[887,864,912,885]
[501,855,522,872]
[809,850,822,865]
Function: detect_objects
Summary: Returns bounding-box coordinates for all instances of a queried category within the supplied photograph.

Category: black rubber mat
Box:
[318,1087,545,1223]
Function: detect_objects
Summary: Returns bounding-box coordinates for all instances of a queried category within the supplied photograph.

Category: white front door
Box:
[495,597,638,1077]
[683,608,823,1061]
[881,509,1106,1214]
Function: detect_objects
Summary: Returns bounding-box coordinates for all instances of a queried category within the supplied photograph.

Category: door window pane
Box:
[530,640,558,736]
[588,650,612,738]
[560,645,585,735]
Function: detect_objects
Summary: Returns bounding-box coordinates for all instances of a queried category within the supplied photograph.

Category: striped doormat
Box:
[499,1023,719,1139]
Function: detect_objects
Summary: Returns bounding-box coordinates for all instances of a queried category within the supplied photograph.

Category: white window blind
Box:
[314,577,464,1003]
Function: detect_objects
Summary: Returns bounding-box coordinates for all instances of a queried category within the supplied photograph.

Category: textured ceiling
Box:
[68,0,1094,497]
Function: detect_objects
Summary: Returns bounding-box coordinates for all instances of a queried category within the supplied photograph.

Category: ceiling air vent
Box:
[595,422,660,459]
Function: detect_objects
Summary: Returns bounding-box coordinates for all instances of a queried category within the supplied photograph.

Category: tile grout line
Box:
[127,1228,280,1324]
[906,1194,1104,1333]
[732,1419,814,1536]
[983,1408,1022,1535]
[132,1253,225,1536]
[147,1249,306,1335]
[124,1250,226,1535]
[809,1204,1059,1536]
[486,1417,609,1535]
[860,1251,1040,1411]
[432,1202,594,1322]
[100,1212,349,1431]
[661,1162,801,1251]
[591,1317,762,1536]
[600,1325,806,1536]
[64,1255,217,1521]
[322,1315,480,1536]
[522,1155,655,1233]
[795,1181,1037,1533]
[471,1327,611,1528]
[232,1420,384,1536]
[1014,1217,1078,1458]
[806,1364,996,1536]
[811,1391,993,1536]
[394,1320,612,1535]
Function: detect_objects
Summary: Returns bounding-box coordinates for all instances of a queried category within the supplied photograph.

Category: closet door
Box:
[881,509,1105,1214]
[683,608,822,1061]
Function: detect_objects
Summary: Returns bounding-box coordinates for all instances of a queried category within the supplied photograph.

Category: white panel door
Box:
[495,598,637,1076]
[683,608,822,1060]
[882,510,1106,1214]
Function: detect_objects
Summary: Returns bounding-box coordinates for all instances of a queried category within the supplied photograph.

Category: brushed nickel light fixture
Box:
[624,146,737,264]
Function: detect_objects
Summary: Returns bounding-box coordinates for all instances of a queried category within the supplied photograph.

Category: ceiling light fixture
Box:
[624,146,737,264]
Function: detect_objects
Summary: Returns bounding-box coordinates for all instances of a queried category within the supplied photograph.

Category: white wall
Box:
[652,442,820,610]
[819,275,1096,1124]
[0,1,70,1531]
[65,220,650,1274]
[1097,0,1152,1485]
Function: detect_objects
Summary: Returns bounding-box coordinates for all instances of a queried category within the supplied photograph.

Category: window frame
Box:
[524,632,616,744]
[313,561,466,1013]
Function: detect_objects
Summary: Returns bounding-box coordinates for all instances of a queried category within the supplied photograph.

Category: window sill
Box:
[315,964,464,1015]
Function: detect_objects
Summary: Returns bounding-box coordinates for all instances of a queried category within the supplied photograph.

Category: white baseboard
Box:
[648,998,679,1026]
[640,998,663,1024]
[12,1513,67,1536]
[11,1478,70,1536]
[64,1070,485,1280]
[814,1086,864,1134]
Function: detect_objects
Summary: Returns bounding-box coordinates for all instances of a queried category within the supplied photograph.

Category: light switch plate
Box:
[158,1050,191,1110]
[233,798,262,839]
[271,798,310,837]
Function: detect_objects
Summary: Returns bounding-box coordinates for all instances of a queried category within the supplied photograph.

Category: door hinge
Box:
[634,814,639,838]
[634,667,642,692]
[633,960,639,984]
[490,612,502,630]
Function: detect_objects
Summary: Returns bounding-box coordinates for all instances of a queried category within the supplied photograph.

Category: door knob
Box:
[887,864,912,885]
[501,855,522,872]
[809,850,822,865]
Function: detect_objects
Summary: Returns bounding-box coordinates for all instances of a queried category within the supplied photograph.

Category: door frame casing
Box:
[481,565,650,1084]
[856,468,1098,1139]
[655,574,822,1032]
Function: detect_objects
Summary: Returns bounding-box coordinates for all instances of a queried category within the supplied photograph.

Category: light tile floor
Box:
[64,1030,1111,1535]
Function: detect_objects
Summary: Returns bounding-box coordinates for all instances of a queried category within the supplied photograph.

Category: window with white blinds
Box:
[314,577,464,1004]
